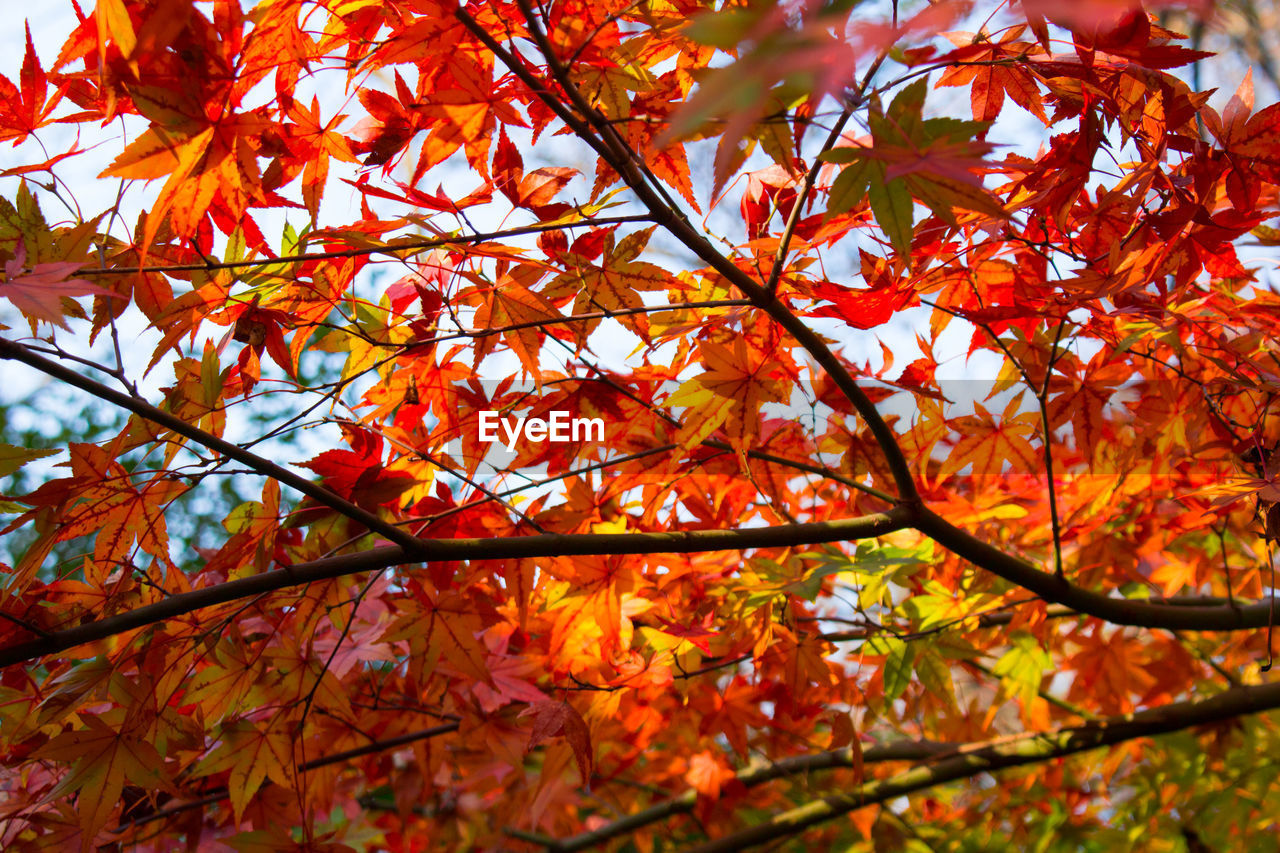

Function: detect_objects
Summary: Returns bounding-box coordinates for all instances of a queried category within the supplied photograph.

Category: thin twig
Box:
[78,216,655,276]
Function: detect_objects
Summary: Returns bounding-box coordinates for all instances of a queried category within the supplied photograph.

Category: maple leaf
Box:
[470,653,550,713]
[192,718,296,824]
[522,700,594,787]
[0,239,116,329]
[0,22,60,144]
[809,277,916,329]
[353,83,420,168]
[1068,628,1157,715]
[285,96,359,220]
[936,29,1047,124]
[542,226,676,339]
[992,631,1051,709]
[470,266,566,376]
[383,584,495,687]
[15,1,1280,849]
[938,396,1040,482]
[1150,556,1200,597]
[1225,98,1280,187]
[300,447,416,510]
[685,750,734,801]
[101,102,270,246]
[666,336,790,448]
[183,635,269,722]
[37,714,166,844]
[50,446,186,565]
[740,164,798,238]
[651,614,718,654]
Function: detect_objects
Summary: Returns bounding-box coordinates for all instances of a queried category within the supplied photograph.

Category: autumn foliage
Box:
[6,0,1280,849]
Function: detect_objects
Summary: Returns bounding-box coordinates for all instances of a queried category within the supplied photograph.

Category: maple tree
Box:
[7,0,1280,849]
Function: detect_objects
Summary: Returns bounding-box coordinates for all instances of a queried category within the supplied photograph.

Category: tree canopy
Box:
[3,0,1280,850]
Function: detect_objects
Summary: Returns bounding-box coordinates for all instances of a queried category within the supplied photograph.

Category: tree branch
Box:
[544,741,952,851]
[683,679,1280,853]
[112,723,460,833]
[0,337,428,553]
[79,215,654,276]
[913,507,1275,631]
[0,509,913,668]
[763,105,854,298]
[454,3,920,503]
[6,499,1279,670]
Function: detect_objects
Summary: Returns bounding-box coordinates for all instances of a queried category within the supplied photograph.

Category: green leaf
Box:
[868,166,914,257]
[817,148,866,164]
[922,116,991,144]
[1252,223,1280,244]
[992,632,1050,705]
[200,341,222,409]
[0,444,58,478]
[885,78,927,139]
[900,588,954,630]
[914,649,955,709]
[852,539,932,576]
[683,8,762,49]
[225,227,247,264]
[870,636,916,701]
[783,560,848,601]
[826,158,870,218]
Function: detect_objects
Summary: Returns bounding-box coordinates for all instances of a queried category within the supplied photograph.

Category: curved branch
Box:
[684,679,1280,853]
[545,741,952,852]
[6,499,1279,670]
[914,506,1275,631]
[113,723,460,833]
[453,4,920,503]
[763,104,854,298]
[0,337,428,553]
[0,508,913,668]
